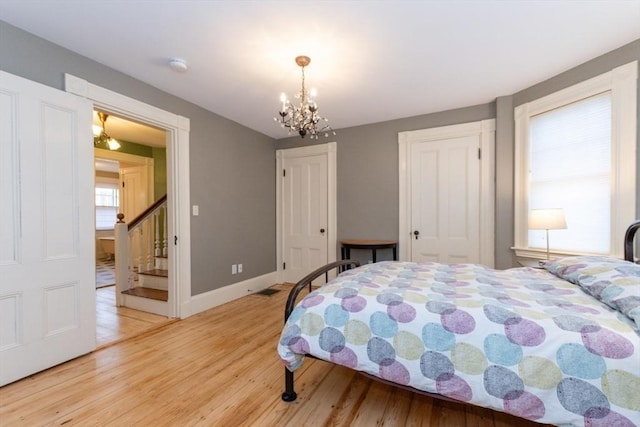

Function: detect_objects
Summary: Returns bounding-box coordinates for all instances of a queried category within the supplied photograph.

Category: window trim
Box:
[513,61,637,260]
[95,177,120,231]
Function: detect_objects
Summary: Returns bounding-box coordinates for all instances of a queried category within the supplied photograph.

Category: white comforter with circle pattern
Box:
[278,260,640,426]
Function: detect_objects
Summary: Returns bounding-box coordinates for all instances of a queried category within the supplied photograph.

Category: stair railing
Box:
[114,195,167,306]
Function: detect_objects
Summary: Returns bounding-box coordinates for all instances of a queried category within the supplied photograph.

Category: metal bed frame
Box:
[281,219,640,402]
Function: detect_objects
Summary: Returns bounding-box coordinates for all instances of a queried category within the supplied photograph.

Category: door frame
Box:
[398,120,495,266]
[65,73,191,319]
[276,142,337,282]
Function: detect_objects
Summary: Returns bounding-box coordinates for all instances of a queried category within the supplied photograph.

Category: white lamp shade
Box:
[529,208,567,230]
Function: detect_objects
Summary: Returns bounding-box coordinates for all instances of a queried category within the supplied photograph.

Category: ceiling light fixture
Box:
[274,55,335,139]
[93,112,121,151]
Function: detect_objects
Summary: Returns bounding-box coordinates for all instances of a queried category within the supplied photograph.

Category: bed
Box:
[277,222,640,426]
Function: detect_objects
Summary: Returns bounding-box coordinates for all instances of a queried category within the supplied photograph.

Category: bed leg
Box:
[281,368,297,402]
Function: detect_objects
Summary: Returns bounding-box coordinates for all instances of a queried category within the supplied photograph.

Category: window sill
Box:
[511,247,609,264]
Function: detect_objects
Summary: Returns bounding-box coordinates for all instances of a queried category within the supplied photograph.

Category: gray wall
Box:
[0,20,276,296]
[277,39,640,269]
[4,18,637,280]
[276,104,496,265]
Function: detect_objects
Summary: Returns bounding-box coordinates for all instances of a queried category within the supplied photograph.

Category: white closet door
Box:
[410,135,481,263]
[282,153,328,283]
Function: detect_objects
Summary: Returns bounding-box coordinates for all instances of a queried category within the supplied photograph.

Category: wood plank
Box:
[121,286,168,301]
[405,393,437,427]
[349,380,396,426]
[0,284,548,427]
[95,285,173,347]
[272,364,358,426]
[466,402,498,426]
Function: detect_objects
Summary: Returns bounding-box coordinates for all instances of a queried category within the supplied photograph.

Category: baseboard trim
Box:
[179,271,279,319]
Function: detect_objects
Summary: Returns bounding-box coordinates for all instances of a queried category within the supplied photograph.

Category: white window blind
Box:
[528,92,612,254]
[514,61,637,260]
[95,182,120,230]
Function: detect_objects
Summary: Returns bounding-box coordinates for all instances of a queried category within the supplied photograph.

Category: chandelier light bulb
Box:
[93,112,120,151]
[107,139,121,150]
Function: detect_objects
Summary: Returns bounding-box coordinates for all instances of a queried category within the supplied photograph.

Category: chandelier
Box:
[274,55,335,139]
[93,112,121,150]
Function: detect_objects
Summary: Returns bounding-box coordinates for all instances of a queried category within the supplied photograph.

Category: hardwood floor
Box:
[96,285,175,348]
[1,284,546,426]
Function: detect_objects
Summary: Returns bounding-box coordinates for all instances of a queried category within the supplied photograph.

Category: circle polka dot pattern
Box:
[344,319,370,345]
[278,261,640,426]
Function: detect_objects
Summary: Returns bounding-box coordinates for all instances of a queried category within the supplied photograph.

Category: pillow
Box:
[543,256,640,329]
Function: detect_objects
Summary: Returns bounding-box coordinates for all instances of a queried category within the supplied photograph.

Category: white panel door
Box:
[0,71,95,386]
[120,165,151,272]
[120,165,149,221]
[282,153,328,283]
[410,135,481,263]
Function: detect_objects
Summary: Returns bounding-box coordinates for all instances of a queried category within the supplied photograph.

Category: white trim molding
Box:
[398,120,496,266]
[180,271,279,318]
[65,73,191,319]
[513,61,637,260]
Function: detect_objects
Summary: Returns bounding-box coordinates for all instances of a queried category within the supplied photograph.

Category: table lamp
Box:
[528,208,567,260]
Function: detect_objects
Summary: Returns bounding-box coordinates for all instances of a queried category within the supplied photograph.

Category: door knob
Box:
[413,230,420,240]
[320,228,325,234]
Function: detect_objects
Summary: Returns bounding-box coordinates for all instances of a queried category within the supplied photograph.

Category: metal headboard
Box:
[623,220,640,262]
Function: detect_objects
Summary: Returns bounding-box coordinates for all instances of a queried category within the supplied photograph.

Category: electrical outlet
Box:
[238,263,243,273]
[232,264,237,274]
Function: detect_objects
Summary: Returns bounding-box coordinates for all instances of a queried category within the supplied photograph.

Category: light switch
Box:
[192,205,199,216]
[238,264,243,273]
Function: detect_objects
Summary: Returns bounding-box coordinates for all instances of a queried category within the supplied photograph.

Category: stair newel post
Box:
[162,205,168,258]
[114,213,128,307]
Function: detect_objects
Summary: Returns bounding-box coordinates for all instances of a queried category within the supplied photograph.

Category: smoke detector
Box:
[169,58,188,73]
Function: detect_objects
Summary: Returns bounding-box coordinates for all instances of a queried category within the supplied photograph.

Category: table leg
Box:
[392,245,397,261]
[372,249,377,263]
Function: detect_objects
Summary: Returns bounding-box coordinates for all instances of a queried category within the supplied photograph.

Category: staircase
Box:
[114,195,169,315]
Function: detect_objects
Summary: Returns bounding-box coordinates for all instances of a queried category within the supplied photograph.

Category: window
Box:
[95,180,120,230]
[514,61,637,259]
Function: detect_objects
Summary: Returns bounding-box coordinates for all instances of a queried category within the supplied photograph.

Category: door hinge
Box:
[478,148,481,160]
[283,262,286,270]
[283,169,286,177]
[174,235,178,245]
[122,181,125,188]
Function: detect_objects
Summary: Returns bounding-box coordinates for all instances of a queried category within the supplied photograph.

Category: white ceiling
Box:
[1,1,639,140]
[93,111,167,147]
